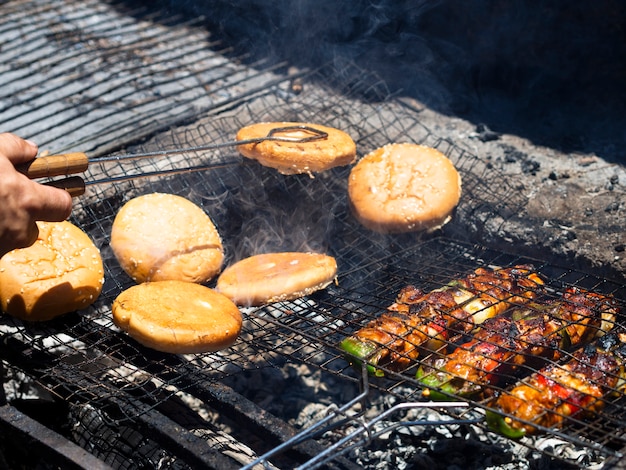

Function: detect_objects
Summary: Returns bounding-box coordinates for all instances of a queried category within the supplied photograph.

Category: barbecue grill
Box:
[2,1,626,469]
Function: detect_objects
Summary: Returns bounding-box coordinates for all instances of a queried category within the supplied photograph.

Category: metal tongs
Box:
[17,125,329,197]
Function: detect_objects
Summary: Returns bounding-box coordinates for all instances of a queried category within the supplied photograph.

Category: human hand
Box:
[0,133,73,257]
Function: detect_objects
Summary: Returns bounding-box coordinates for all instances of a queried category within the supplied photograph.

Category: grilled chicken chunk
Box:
[417,287,619,400]
[486,332,626,438]
[340,265,545,376]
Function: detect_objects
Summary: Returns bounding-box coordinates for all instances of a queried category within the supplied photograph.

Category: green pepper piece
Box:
[485,410,527,439]
[339,337,385,377]
[416,367,461,401]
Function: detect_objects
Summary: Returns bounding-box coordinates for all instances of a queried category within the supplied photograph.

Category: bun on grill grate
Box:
[236,121,356,175]
[216,252,337,307]
[111,193,224,284]
[112,280,242,354]
[348,143,462,233]
[0,221,104,321]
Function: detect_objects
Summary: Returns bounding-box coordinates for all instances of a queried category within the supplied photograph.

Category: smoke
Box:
[211,165,350,264]
[165,0,626,155]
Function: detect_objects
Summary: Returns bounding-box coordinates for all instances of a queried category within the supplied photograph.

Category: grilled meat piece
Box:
[340,265,545,376]
[417,287,619,400]
[486,332,626,438]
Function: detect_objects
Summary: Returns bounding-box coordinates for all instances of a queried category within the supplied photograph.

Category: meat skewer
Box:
[485,331,626,438]
[416,287,619,401]
[339,265,545,376]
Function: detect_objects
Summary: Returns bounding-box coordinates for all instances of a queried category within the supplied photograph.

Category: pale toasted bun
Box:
[112,280,242,354]
[216,252,337,307]
[111,193,223,284]
[0,221,104,321]
[348,143,462,233]
[236,121,356,175]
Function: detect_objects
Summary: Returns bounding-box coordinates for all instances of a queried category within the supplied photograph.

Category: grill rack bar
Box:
[0,403,112,470]
[299,403,479,470]
[243,363,478,470]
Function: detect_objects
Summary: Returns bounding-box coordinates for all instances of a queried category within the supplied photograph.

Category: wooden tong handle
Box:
[43,176,86,198]
[16,152,89,179]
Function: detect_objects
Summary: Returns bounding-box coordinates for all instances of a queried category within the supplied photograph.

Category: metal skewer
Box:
[17,125,329,196]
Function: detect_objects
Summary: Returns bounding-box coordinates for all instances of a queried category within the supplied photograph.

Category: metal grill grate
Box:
[2,1,626,468]
[1,65,625,468]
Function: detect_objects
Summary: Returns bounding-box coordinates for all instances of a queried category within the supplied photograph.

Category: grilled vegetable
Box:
[340,265,545,376]
[486,332,626,438]
[417,287,619,400]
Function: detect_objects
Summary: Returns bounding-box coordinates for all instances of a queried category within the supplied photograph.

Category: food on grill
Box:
[112,280,242,353]
[216,252,337,307]
[339,265,544,376]
[236,121,356,175]
[111,193,223,284]
[485,332,626,438]
[0,221,104,321]
[417,287,619,401]
[347,143,462,233]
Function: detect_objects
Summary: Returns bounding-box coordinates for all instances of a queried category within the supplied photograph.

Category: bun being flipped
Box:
[236,121,356,176]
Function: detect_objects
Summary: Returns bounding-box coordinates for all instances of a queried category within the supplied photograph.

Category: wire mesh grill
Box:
[2,62,625,468]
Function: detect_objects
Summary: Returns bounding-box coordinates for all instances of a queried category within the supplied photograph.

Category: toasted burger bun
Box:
[0,221,104,321]
[111,193,223,284]
[348,143,462,233]
[236,121,356,175]
[216,252,337,307]
[112,280,242,354]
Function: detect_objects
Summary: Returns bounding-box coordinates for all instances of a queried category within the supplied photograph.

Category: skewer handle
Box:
[43,176,86,198]
[16,152,89,179]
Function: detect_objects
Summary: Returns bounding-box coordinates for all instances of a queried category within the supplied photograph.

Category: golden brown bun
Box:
[112,280,242,354]
[216,252,337,307]
[111,193,223,284]
[236,122,356,175]
[0,221,104,321]
[348,143,462,233]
